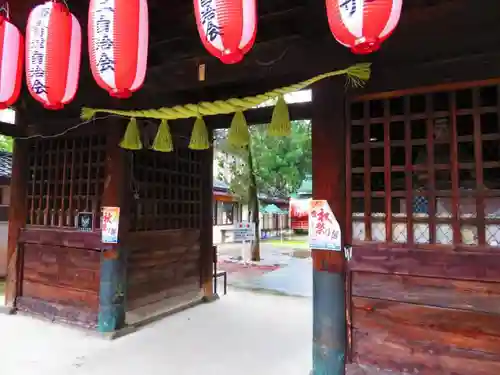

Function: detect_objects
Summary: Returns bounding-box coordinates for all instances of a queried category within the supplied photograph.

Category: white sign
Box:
[308,200,341,251]
[234,221,255,242]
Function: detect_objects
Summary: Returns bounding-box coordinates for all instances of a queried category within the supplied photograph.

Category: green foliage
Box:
[251,120,311,197]
[217,139,251,203]
[0,135,13,152]
[216,120,312,201]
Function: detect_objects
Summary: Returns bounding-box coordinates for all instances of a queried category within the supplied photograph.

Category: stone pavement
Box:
[217,242,312,297]
[0,289,312,375]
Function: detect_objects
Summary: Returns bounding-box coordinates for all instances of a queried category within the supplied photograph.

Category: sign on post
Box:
[308,200,341,251]
[101,206,120,244]
[233,221,256,242]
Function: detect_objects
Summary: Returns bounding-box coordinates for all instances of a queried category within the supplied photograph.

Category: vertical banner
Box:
[101,206,120,244]
[309,200,341,251]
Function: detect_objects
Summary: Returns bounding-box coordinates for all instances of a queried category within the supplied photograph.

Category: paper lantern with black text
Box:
[0,14,23,109]
[89,0,149,98]
[326,0,403,54]
[26,1,81,110]
[194,0,257,64]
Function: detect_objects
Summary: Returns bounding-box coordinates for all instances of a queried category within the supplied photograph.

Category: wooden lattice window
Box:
[27,135,107,228]
[347,83,500,248]
[129,148,203,231]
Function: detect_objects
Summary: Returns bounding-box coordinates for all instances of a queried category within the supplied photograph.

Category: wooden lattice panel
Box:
[347,83,500,247]
[26,135,107,228]
[130,148,203,231]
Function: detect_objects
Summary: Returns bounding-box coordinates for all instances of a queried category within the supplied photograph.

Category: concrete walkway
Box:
[217,243,313,297]
[229,257,312,297]
[0,289,312,375]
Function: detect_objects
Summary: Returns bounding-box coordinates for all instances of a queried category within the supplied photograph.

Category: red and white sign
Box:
[234,221,255,242]
[26,1,81,110]
[309,200,341,251]
[290,198,311,231]
[0,15,23,109]
[101,206,120,244]
[89,0,149,98]
[194,0,257,64]
[326,0,403,54]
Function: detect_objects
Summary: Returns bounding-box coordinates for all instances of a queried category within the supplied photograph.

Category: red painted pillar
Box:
[311,80,347,375]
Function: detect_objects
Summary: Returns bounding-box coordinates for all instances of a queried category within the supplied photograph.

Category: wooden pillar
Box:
[98,121,129,332]
[201,132,216,301]
[5,134,29,307]
[311,81,347,375]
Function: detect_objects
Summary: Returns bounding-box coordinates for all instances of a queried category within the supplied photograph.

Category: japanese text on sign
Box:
[101,207,120,244]
[199,0,222,42]
[28,6,50,95]
[233,221,255,242]
[91,0,116,75]
[308,200,342,251]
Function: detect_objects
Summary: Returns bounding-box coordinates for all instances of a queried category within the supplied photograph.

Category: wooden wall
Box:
[349,247,500,375]
[16,228,104,328]
[125,229,202,311]
[341,1,500,370]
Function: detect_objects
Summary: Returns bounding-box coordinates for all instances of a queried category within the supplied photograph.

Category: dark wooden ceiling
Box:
[9,0,498,125]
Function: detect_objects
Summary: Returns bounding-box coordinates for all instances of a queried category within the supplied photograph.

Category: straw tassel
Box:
[346,62,371,88]
[119,118,143,150]
[151,119,174,152]
[227,111,250,147]
[81,107,97,121]
[189,116,210,150]
[268,95,291,137]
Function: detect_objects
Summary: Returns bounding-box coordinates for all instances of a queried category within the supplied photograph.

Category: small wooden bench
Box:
[213,246,227,295]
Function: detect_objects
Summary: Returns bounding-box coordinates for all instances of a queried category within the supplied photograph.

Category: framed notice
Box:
[308,200,341,251]
[77,212,94,232]
[101,206,120,244]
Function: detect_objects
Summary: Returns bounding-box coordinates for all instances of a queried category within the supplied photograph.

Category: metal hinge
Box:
[344,245,352,262]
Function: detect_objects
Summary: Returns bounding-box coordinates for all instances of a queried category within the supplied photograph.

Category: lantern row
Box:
[0,0,402,110]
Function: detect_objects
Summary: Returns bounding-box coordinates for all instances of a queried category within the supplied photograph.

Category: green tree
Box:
[215,120,312,260]
[251,120,311,197]
[0,135,13,152]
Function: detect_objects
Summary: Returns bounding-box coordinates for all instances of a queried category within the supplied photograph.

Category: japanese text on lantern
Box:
[200,0,222,42]
[93,0,115,74]
[308,200,342,251]
[339,0,357,16]
[29,6,50,95]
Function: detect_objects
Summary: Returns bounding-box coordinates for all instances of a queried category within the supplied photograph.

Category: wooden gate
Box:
[345,81,500,374]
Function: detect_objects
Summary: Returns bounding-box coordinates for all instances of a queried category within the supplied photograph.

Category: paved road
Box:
[217,243,312,298]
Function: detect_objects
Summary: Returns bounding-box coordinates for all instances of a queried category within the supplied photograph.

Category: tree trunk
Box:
[247,144,260,261]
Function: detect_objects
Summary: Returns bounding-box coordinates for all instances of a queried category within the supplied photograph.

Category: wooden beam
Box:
[200,133,216,301]
[137,0,479,96]
[20,100,312,140]
[354,51,500,100]
[0,121,25,138]
[5,113,29,307]
[205,100,312,130]
[311,80,347,375]
[98,119,129,333]
[145,36,353,95]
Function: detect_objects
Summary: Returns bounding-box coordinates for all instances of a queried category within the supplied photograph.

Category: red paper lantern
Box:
[26,1,81,110]
[326,0,403,54]
[89,0,149,99]
[194,0,257,64]
[0,14,23,109]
